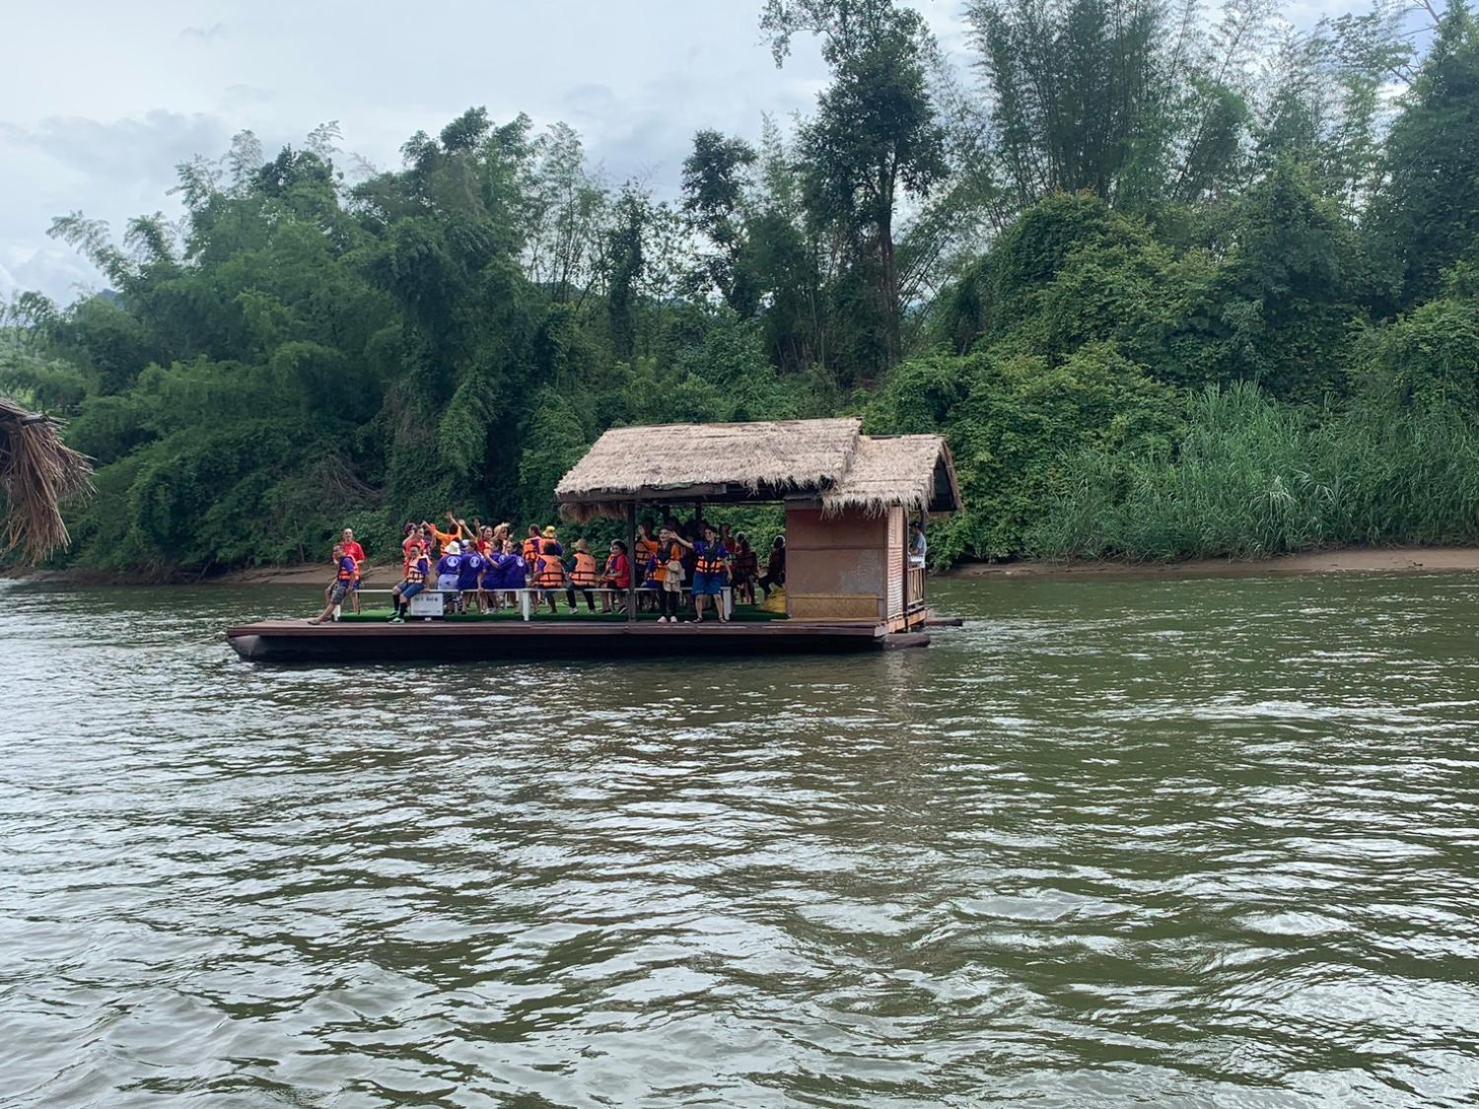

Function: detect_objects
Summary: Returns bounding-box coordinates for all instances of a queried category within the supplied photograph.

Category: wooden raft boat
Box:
[226,618,930,663]
[227,418,959,665]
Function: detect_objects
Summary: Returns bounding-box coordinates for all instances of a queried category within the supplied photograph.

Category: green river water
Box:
[2,573,1476,1107]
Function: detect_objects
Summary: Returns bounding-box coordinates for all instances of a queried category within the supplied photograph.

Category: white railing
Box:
[340,586,732,622]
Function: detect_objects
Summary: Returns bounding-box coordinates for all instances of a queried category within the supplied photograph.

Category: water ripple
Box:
[1,574,1477,1106]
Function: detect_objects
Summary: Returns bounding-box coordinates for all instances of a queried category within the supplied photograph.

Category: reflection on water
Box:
[2,573,1477,1107]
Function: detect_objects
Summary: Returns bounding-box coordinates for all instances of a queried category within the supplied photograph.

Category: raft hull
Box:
[225,619,929,663]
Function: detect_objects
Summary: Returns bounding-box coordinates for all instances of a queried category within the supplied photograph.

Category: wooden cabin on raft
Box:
[554,417,960,631]
[226,417,962,663]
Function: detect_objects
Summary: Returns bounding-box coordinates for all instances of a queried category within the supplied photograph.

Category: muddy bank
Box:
[947,547,1479,581]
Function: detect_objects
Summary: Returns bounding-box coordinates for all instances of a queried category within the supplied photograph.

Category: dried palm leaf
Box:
[0,397,95,564]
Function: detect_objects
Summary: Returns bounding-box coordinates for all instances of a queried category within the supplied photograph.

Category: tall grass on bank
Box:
[1030,384,1479,561]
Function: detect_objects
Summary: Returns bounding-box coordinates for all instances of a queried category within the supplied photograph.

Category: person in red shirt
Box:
[601,539,632,613]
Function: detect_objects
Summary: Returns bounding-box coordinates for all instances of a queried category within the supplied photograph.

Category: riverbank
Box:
[947,547,1479,581]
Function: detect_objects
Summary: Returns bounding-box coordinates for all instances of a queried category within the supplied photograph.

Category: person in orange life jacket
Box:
[730,532,759,605]
[424,512,466,554]
[564,538,600,612]
[690,524,731,624]
[522,525,542,571]
[601,539,632,612]
[389,542,432,622]
[535,527,566,613]
[633,521,661,611]
[400,522,421,575]
[310,543,358,624]
[654,525,692,623]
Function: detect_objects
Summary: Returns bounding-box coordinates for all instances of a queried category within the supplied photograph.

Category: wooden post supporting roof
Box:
[626,501,637,624]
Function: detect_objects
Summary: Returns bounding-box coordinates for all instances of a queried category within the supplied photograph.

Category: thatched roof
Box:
[821,434,960,517]
[0,398,94,564]
[556,417,862,520]
[555,417,960,521]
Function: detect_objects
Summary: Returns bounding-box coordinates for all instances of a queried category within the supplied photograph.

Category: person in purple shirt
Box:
[458,546,486,613]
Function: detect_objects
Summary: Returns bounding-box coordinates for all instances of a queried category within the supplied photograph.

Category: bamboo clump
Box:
[0,398,94,564]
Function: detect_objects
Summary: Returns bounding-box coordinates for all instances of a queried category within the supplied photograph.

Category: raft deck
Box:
[226,617,930,663]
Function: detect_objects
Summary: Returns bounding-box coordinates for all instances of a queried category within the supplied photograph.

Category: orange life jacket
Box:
[405,558,427,585]
[570,551,598,586]
[536,543,566,587]
[336,560,356,582]
[522,537,540,564]
[653,541,685,583]
[635,536,660,565]
[695,544,728,576]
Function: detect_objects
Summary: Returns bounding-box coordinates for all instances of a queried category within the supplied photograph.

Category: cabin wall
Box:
[886,506,904,620]
[785,505,888,622]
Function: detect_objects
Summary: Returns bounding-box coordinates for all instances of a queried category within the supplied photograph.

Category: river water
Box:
[2,573,1477,1107]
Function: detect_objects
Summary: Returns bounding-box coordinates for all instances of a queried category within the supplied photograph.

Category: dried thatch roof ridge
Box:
[821,435,957,517]
[0,397,94,564]
[555,417,960,521]
[556,417,862,505]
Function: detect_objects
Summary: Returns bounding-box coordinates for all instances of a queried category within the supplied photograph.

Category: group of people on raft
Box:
[312,514,787,625]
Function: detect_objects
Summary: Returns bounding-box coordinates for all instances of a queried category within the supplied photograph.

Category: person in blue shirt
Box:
[309,544,358,625]
[690,524,731,624]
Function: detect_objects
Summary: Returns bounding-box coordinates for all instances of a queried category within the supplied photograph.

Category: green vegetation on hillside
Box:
[4,0,1479,573]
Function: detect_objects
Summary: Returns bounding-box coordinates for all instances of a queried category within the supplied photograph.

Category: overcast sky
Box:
[3,0,1351,305]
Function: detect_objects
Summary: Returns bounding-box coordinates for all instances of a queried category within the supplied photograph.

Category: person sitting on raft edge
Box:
[389,540,432,623]
[309,543,358,625]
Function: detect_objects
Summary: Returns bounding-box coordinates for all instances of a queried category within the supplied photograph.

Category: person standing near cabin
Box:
[655,525,691,623]
[310,543,358,624]
[566,538,599,612]
[910,522,928,566]
[601,539,631,612]
[759,535,786,598]
[535,528,566,614]
[389,541,431,623]
[690,524,731,624]
[522,526,542,574]
[731,532,758,605]
[634,521,660,612]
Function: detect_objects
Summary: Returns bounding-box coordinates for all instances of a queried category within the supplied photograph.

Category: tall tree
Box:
[764,0,948,370]
[681,130,759,313]
[1365,0,1479,310]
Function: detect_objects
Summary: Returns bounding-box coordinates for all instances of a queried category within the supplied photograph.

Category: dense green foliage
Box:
[5,0,1479,574]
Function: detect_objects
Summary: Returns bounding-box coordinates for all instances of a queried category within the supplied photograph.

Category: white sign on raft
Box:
[408,592,445,618]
